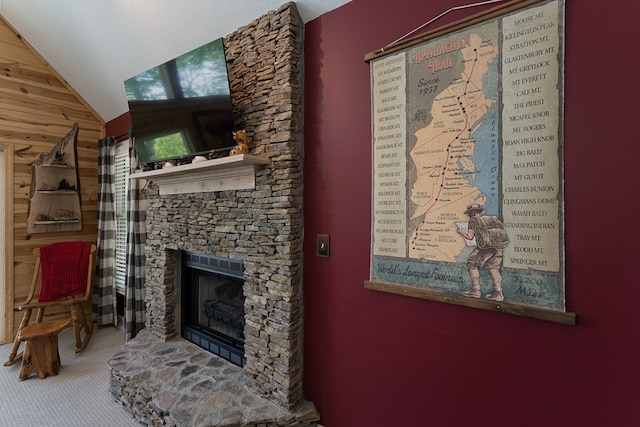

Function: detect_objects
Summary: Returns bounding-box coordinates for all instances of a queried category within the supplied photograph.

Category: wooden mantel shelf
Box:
[129,154,270,195]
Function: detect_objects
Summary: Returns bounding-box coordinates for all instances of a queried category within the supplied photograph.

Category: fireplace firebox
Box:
[181,252,245,367]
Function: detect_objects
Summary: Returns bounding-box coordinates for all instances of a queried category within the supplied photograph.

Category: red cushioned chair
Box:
[4,242,96,366]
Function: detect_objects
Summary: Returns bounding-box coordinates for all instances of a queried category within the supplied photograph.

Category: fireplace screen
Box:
[181,252,245,366]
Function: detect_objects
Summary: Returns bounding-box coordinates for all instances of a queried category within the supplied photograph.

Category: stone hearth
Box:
[108,3,319,426]
[109,331,319,426]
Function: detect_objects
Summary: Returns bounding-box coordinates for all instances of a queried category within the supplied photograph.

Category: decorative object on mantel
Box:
[229,129,249,156]
[27,123,83,233]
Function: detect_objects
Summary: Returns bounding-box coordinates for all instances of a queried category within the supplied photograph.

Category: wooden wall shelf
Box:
[34,219,80,225]
[27,124,83,234]
[129,154,270,195]
[36,190,78,195]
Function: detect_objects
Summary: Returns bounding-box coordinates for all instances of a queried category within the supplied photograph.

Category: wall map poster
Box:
[368,0,566,314]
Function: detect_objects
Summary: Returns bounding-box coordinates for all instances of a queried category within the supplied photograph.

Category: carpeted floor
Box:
[0,325,140,426]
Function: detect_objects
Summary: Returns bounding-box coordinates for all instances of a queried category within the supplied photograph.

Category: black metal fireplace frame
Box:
[181,251,246,367]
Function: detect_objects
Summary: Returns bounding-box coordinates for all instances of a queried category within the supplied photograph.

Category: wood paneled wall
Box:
[0,16,104,343]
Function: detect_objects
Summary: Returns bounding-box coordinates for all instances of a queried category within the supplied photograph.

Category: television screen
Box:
[124,37,236,165]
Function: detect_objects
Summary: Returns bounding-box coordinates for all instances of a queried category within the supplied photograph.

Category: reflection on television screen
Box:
[124,37,236,165]
[137,131,189,163]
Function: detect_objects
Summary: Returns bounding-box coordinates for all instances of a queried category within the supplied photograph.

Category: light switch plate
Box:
[317,234,330,258]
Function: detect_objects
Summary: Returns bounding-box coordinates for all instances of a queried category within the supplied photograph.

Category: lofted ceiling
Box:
[0,0,351,122]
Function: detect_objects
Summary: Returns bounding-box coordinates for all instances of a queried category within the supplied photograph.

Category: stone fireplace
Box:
[108,3,320,426]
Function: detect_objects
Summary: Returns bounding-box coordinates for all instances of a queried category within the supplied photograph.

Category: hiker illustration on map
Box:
[456,204,509,302]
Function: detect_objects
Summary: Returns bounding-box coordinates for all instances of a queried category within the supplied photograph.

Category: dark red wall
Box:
[107,1,640,425]
[106,111,131,139]
[301,0,640,426]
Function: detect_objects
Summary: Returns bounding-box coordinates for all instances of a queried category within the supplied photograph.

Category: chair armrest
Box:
[17,296,86,311]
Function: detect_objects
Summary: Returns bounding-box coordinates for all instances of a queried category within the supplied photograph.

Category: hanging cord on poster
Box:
[380,0,510,52]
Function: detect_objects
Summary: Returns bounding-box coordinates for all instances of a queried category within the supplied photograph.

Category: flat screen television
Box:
[124,37,236,166]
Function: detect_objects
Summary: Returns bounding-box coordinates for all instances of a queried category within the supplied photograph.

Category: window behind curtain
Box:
[114,141,130,295]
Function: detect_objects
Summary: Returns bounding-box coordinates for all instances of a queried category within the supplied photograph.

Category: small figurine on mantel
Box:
[229,130,249,156]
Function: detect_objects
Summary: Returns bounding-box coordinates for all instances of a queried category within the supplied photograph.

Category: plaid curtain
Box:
[125,145,147,340]
[94,136,116,325]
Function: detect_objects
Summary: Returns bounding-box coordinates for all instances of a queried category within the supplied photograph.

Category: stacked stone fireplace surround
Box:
[108,4,320,426]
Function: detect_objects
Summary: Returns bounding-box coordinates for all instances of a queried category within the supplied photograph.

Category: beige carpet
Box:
[0,325,140,426]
